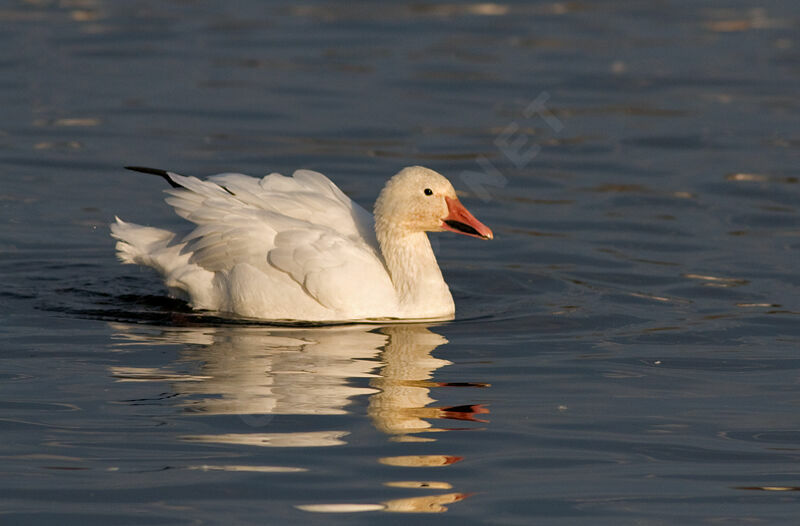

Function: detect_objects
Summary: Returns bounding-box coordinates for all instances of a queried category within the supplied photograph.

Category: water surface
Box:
[2,1,800,524]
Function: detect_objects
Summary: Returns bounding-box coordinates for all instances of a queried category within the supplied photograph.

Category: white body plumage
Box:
[111,166,492,322]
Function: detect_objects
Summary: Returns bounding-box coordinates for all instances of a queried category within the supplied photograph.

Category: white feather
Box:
[112,166,491,321]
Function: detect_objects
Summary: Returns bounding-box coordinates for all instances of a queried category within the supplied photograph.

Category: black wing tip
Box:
[124,166,182,188]
[125,166,167,176]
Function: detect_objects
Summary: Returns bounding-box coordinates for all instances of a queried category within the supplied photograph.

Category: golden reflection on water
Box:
[181,431,350,448]
[294,503,386,513]
[109,322,487,513]
[33,117,101,127]
[385,481,453,489]
[734,486,800,492]
[186,464,307,473]
[379,455,463,467]
[383,492,469,513]
[288,2,509,20]
[703,7,788,33]
[726,172,798,184]
[682,273,749,288]
[295,491,468,514]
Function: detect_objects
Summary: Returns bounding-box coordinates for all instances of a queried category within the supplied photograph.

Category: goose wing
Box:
[134,167,395,314]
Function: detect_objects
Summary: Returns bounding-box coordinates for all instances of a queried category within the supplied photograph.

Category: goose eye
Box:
[424,188,433,196]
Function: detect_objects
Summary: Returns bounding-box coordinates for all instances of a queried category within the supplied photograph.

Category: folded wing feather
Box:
[157,169,393,315]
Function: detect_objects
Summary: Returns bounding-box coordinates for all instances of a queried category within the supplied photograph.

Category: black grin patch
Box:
[444,219,482,237]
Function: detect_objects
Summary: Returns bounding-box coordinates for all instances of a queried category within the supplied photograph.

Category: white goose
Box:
[111,166,492,322]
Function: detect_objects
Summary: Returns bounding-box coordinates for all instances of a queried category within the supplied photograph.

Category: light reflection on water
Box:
[107,322,486,514]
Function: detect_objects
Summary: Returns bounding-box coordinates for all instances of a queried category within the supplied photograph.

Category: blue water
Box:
[2,1,800,524]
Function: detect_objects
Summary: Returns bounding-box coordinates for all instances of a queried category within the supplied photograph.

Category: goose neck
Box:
[376,222,452,312]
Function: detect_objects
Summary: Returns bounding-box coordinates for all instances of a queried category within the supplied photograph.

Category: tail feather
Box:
[110,216,177,267]
[110,217,217,308]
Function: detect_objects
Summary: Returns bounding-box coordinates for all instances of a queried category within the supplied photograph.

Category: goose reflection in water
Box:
[109,322,488,513]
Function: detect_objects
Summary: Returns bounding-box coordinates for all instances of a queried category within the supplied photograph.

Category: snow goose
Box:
[111,166,492,322]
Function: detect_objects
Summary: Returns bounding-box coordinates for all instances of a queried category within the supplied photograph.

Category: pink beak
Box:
[441,196,493,240]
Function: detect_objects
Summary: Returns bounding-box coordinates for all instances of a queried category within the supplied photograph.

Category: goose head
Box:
[374,166,493,240]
